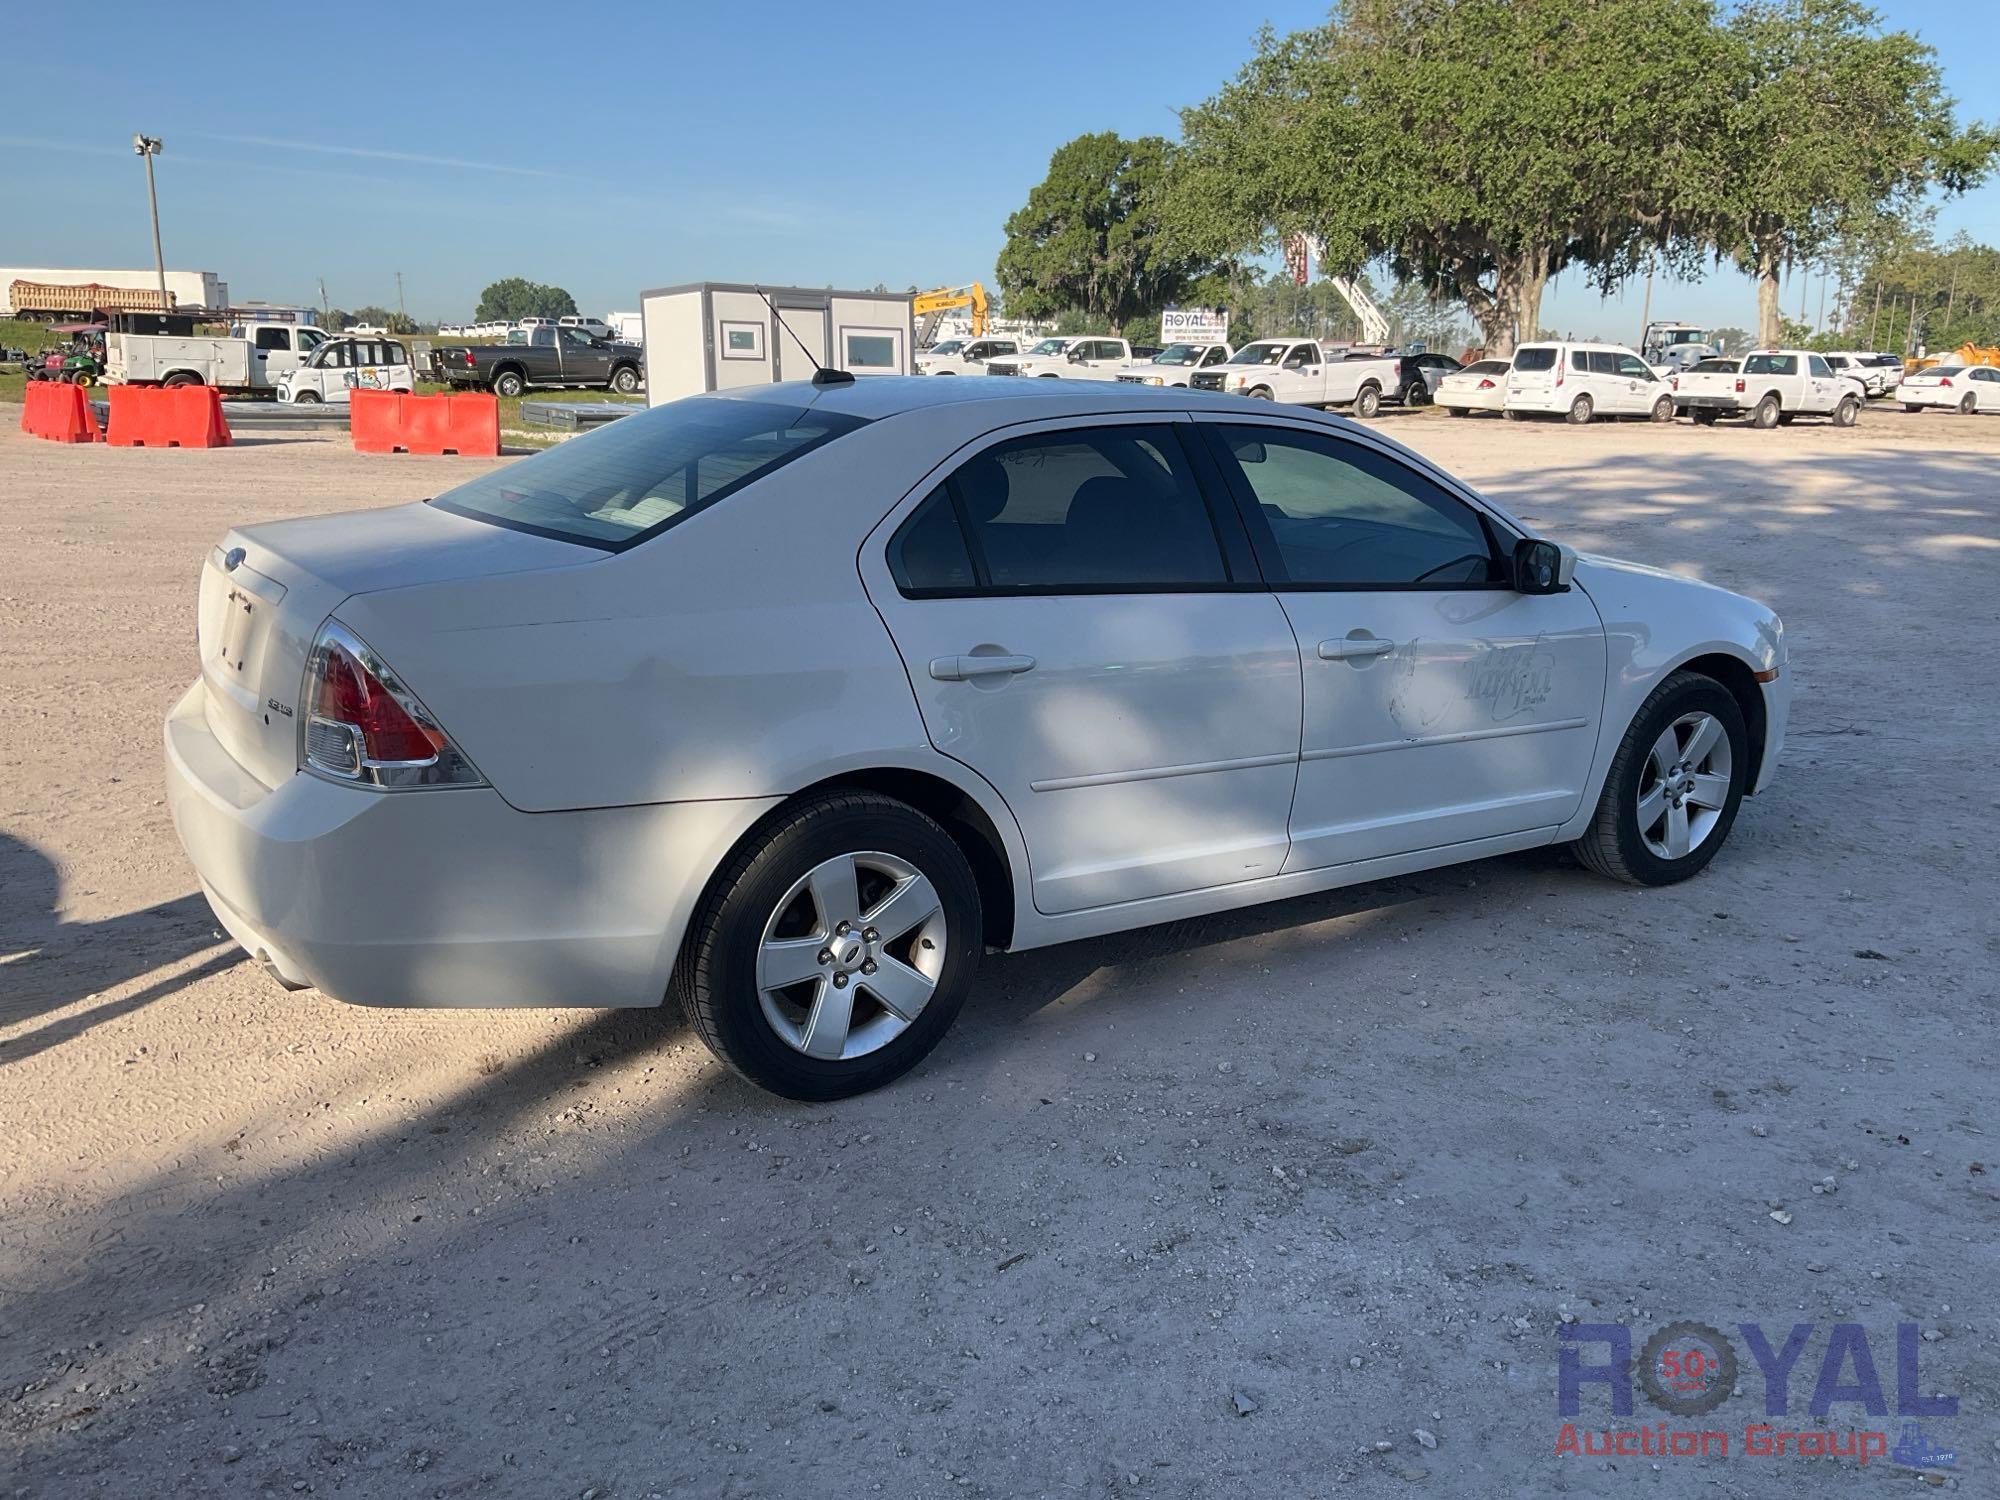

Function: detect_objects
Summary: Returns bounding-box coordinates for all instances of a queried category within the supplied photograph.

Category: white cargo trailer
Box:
[638,282,915,406]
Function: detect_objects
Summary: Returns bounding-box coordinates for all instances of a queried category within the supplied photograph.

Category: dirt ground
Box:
[2,403,1996,1498]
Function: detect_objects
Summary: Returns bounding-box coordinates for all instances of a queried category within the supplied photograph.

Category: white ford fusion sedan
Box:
[166,376,1788,1098]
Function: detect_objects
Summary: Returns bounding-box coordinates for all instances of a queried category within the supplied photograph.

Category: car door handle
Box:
[929,653,1036,681]
[1318,638,1394,661]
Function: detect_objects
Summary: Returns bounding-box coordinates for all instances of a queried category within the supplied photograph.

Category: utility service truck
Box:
[1190,339,1403,416]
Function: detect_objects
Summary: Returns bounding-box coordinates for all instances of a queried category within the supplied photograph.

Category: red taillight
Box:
[1939,377,1952,388]
[313,640,443,762]
[302,622,481,788]
[1556,361,1566,387]
[463,350,475,367]
[1734,378,1745,393]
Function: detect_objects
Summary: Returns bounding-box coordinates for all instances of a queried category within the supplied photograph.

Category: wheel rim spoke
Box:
[806,855,861,932]
[1682,714,1723,768]
[1649,727,1681,780]
[1636,783,1667,833]
[1688,772,1730,810]
[799,977,855,1059]
[758,936,825,991]
[1664,801,1692,859]
[860,955,935,1024]
[862,872,941,945]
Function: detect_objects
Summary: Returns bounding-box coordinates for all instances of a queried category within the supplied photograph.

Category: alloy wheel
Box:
[756,851,947,1061]
[1636,712,1733,860]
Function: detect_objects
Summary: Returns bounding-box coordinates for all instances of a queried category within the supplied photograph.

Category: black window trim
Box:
[1192,416,1518,594]
[886,416,1265,601]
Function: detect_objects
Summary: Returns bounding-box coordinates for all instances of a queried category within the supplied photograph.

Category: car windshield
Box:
[1152,343,1202,365]
[431,398,870,551]
[1229,343,1290,366]
[926,340,966,356]
[1027,339,1069,356]
[1512,347,1559,371]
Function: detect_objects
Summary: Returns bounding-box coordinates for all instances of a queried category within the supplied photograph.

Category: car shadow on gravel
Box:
[0,831,233,1059]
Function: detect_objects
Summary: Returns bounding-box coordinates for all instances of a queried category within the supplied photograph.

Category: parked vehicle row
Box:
[1189,339,1408,417]
[429,323,644,397]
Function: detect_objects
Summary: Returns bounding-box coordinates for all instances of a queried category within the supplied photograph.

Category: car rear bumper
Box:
[1439,386,1504,411]
[164,679,776,1009]
[1894,386,1953,407]
[1678,394,1744,411]
[1503,389,1571,413]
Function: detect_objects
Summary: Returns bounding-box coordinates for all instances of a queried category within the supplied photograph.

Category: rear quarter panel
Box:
[331,416,986,816]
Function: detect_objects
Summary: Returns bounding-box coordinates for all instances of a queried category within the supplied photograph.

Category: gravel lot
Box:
[3,404,1996,1497]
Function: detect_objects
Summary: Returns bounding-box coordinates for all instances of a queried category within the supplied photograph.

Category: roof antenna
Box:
[755,288,854,386]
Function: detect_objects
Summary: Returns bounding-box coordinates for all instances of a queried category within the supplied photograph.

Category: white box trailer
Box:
[638,282,915,406]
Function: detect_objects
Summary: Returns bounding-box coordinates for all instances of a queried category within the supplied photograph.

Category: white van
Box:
[277,335,416,404]
[558,315,615,340]
[1505,340,1675,424]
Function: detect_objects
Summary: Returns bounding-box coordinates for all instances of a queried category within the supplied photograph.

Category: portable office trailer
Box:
[638,282,915,406]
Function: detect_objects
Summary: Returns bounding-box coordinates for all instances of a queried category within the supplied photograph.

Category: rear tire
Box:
[492,369,525,398]
[1960,392,1977,415]
[1691,408,1719,426]
[672,792,982,1101]
[1832,395,1859,427]
[1903,403,1923,413]
[1565,393,1593,425]
[1750,394,1781,429]
[163,371,201,388]
[1354,383,1382,419]
[1571,671,1749,888]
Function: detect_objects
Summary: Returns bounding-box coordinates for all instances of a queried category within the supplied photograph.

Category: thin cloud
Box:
[187,132,576,180]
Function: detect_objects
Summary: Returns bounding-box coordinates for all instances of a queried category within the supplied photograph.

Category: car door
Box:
[1804,354,1841,412]
[1973,367,2000,411]
[1615,352,1662,411]
[564,326,609,384]
[1195,416,1606,870]
[1587,350,1635,413]
[861,416,1304,915]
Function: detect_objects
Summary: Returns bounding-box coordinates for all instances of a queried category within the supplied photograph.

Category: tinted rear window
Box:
[431,397,868,550]
[1512,348,1557,371]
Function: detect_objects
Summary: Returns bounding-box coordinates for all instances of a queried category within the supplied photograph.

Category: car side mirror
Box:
[1514,538,1577,595]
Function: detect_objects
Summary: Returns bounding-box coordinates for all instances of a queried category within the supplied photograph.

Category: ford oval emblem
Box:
[222,547,246,572]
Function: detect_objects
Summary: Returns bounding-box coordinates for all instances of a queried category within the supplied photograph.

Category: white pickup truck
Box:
[1189,338,1403,417]
[106,321,328,395]
[915,334,1028,375]
[1673,350,1862,428]
[1115,341,1232,387]
[986,336,1133,380]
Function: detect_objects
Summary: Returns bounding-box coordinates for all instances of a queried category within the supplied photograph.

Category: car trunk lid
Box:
[196,500,591,789]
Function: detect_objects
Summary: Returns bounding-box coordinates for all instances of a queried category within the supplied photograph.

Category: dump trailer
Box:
[9,280,178,322]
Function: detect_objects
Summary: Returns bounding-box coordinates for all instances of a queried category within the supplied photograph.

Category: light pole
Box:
[133,135,167,305]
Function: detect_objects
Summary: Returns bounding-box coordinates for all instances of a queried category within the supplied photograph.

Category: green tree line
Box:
[997,0,1997,355]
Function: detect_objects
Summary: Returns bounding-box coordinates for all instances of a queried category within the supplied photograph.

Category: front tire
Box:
[1650,395,1675,423]
[1571,671,1749,887]
[1691,407,1719,426]
[609,365,640,395]
[673,792,982,1100]
[290,389,322,404]
[1248,385,1274,400]
[1903,403,1923,413]
[1444,405,1468,417]
[1833,395,1859,427]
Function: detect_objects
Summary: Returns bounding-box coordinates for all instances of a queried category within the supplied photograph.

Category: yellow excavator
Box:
[913,283,989,343]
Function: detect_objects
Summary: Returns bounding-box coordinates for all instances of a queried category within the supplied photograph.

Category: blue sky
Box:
[4,0,1994,337]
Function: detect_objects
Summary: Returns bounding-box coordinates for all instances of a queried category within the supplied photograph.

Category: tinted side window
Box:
[1807,355,1831,377]
[1512,348,1557,372]
[254,327,289,350]
[1571,350,1591,373]
[1588,350,1620,375]
[1744,353,1797,376]
[946,426,1226,591]
[889,486,977,594]
[1616,354,1655,381]
[1212,426,1501,588]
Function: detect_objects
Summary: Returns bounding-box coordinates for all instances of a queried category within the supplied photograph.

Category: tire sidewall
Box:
[1567,393,1592,424]
[1601,676,1749,886]
[1752,395,1780,428]
[695,800,982,1099]
[1651,395,1674,423]
[1356,384,1381,418]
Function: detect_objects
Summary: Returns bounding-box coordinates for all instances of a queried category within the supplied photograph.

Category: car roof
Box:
[710,374,1297,422]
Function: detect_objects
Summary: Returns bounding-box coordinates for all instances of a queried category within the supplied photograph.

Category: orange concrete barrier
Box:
[20,380,104,442]
[350,389,500,457]
[105,384,232,448]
